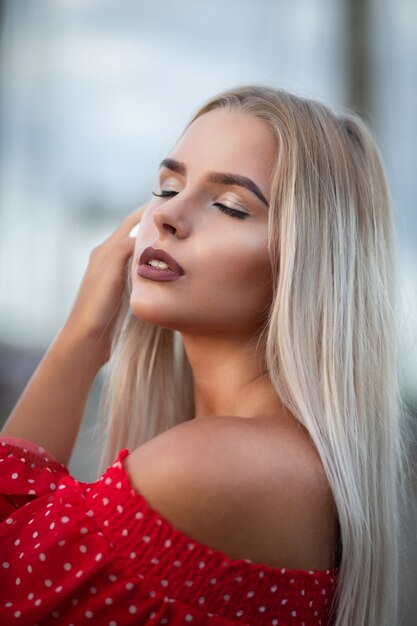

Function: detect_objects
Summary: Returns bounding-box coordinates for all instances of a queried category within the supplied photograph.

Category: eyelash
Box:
[151,190,249,220]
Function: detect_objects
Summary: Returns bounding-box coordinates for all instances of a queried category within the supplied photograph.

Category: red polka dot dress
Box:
[0,436,339,626]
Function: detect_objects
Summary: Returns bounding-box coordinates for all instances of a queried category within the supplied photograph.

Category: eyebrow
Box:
[158,158,269,207]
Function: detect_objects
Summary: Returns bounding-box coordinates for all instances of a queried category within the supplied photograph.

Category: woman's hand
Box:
[63,203,148,364]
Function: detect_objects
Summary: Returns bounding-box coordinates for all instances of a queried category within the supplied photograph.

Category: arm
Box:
[0,204,147,466]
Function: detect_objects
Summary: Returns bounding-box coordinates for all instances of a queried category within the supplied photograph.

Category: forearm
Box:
[0,327,103,467]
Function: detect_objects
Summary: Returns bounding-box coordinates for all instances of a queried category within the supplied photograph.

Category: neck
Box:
[181,330,283,420]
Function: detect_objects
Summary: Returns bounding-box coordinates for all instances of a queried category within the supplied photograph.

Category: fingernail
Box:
[129,223,140,238]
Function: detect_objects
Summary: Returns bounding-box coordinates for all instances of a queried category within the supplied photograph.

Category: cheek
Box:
[209,231,271,285]
[195,233,273,316]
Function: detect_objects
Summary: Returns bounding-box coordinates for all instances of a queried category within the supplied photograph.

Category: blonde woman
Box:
[0,85,409,626]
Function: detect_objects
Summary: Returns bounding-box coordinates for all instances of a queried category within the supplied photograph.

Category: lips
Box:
[139,246,185,275]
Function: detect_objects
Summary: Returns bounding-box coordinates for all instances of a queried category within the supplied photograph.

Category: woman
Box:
[0,85,409,626]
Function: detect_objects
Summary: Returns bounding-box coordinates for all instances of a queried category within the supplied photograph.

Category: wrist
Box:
[55,321,109,371]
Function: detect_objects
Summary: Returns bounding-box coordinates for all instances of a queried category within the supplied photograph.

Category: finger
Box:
[121,203,149,229]
[111,203,150,239]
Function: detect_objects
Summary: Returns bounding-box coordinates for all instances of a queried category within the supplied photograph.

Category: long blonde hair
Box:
[94,85,411,626]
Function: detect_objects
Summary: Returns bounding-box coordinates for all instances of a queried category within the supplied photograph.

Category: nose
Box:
[152,197,191,239]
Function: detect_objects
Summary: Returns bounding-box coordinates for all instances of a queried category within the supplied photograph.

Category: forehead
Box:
[169,109,276,186]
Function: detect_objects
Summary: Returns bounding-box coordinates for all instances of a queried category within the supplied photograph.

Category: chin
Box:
[129,299,179,331]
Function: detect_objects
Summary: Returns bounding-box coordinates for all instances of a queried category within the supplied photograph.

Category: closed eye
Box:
[152,190,249,220]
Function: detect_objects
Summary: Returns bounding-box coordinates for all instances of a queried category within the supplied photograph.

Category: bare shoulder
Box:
[124,415,337,570]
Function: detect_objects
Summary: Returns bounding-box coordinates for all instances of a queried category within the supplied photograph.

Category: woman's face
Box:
[130,108,276,337]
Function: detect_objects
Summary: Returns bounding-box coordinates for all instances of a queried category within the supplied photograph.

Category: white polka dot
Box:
[64,563,72,571]
[27,565,33,573]
[50,483,56,490]
[125,582,134,590]
[164,539,172,548]
[185,615,194,622]
[75,570,83,578]
[52,611,60,618]
[27,592,34,600]
[49,522,55,530]
[270,585,277,592]
[174,560,182,567]
[198,597,205,604]
[116,481,122,489]
[95,553,103,562]
[14,539,20,546]
[259,606,266,612]
[80,527,88,534]
[105,477,112,485]
[34,599,42,607]
[128,606,137,614]
[2,562,10,569]
[129,552,136,559]
[121,529,128,536]
[14,611,21,618]
[291,610,297,617]
[5,602,13,607]
[102,497,109,505]
[79,545,87,553]
[11,472,18,479]
[32,531,38,538]
[44,579,53,587]
[272,620,278,625]
[85,611,93,618]
[117,505,123,514]
[61,516,70,523]
[90,587,97,594]
[247,590,255,598]
[108,574,117,582]
[105,597,113,605]
[55,585,63,593]
[281,599,288,605]
[28,489,36,495]
[198,561,206,568]
[223,594,230,601]
[109,622,117,626]
[5,518,13,525]
[58,540,66,546]
[15,577,21,585]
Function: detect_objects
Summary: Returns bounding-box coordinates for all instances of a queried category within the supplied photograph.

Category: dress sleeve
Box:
[0,437,70,522]
[0,442,339,626]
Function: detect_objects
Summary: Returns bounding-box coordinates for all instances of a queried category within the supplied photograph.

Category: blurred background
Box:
[0,0,416,612]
